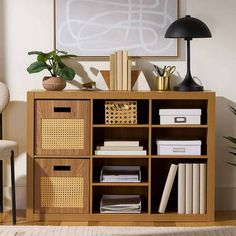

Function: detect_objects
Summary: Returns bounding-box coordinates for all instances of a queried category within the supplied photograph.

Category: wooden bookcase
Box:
[27,90,215,222]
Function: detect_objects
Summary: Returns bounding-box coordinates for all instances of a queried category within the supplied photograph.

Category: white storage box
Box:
[159,109,201,124]
[156,140,201,155]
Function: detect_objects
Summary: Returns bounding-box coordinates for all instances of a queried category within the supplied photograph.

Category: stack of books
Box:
[100,195,141,214]
[95,140,147,155]
[158,163,207,214]
[100,166,141,182]
[109,50,132,91]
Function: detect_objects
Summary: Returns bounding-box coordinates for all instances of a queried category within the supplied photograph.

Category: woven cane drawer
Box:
[34,158,89,214]
[35,100,90,156]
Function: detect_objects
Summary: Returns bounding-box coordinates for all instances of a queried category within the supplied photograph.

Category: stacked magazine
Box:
[100,166,141,182]
[100,195,141,213]
[95,140,147,155]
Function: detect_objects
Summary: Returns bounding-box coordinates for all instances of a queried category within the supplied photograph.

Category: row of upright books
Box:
[158,163,207,214]
[95,140,147,155]
[109,50,132,91]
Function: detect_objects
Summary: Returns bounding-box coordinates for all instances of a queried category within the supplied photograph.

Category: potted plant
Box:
[224,105,236,166]
[27,49,77,91]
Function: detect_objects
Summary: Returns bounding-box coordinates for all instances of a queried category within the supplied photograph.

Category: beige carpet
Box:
[0,226,236,236]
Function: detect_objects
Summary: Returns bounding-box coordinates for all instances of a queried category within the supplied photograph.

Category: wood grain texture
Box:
[34,158,89,214]
[27,90,215,223]
[35,100,90,156]
[2,210,236,226]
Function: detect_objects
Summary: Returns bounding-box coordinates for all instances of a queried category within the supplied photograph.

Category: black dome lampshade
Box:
[165,15,212,91]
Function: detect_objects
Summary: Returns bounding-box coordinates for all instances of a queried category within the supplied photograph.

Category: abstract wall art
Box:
[55,0,178,56]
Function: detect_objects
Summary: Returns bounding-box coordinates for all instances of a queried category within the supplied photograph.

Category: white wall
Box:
[1,0,236,210]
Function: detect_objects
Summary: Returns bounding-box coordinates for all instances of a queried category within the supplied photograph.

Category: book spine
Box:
[127,59,132,91]
[104,141,140,146]
[95,150,147,155]
[97,146,143,151]
[122,50,128,90]
[178,163,186,214]
[116,50,123,90]
[185,163,193,214]
[200,163,207,214]
[109,54,114,90]
[193,163,200,214]
[158,164,178,213]
[114,52,117,90]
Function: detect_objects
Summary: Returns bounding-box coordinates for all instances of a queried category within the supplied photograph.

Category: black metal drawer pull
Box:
[54,107,71,113]
[53,165,71,171]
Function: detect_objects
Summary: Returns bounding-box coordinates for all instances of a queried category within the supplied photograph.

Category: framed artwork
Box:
[55,0,178,57]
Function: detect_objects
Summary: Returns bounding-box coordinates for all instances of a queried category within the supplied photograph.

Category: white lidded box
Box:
[156,140,202,155]
[159,109,201,124]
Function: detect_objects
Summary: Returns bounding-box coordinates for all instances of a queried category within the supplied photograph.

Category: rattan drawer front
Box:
[40,177,84,208]
[34,158,89,214]
[41,118,84,149]
[35,100,90,156]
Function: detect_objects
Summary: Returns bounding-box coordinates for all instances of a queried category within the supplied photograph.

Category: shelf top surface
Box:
[28,90,215,100]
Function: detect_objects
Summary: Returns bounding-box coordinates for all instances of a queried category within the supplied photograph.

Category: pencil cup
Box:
[156,76,170,91]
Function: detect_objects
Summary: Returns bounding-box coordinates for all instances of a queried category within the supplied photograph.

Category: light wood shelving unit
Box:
[27,90,215,223]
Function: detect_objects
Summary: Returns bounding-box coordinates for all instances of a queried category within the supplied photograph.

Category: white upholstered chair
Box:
[0,82,17,224]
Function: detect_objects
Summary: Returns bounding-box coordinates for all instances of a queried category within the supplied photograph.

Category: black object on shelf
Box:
[165,15,212,91]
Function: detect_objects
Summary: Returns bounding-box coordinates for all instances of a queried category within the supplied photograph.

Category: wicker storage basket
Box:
[34,158,89,214]
[105,101,137,124]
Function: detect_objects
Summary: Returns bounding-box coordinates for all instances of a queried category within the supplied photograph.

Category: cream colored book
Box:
[116,50,123,90]
[158,164,178,213]
[95,150,147,156]
[178,163,186,214]
[104,140,140,146]
[122,50,128,90]
[200,163,207,214]
[185,163,193,214]
[193,163,200,214]
[109,54,115,90]
[96,146,143,151]
[127,59,132,91]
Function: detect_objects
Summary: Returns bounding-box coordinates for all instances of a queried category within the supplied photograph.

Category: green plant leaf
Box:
[27,49,77,77]
[37,53,51,62]
[57,50,68,55]
[57,67,75,80]
[28,51,43,55]
[27,61,49,73]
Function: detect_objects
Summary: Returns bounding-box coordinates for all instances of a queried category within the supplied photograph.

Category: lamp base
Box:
[174,75,203,91]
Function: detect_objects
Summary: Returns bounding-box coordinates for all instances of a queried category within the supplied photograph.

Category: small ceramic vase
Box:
[42,76,66,91]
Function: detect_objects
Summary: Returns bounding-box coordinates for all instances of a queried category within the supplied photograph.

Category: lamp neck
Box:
[186,39,192,78]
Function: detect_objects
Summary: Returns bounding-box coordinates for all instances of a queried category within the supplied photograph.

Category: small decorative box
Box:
[105,101,137,124]
[159,109,201,125]
[156,140,202,155]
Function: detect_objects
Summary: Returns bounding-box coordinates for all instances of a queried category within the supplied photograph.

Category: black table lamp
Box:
[165,15,212,91]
